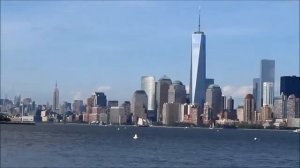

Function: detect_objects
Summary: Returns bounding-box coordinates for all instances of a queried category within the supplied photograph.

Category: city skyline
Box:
[1,1,299,105]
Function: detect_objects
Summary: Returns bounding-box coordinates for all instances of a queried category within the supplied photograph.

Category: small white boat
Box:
[209,123,215,129]
[293,129,300,133]
[133,134,138,139]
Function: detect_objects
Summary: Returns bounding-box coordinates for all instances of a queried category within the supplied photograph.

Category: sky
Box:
[1,1,299,106]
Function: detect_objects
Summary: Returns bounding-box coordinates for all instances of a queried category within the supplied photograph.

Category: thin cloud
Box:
[96,86,112,92]
[222,85,252,98]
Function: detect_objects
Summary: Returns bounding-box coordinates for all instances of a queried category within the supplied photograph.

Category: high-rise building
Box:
[109,107,126,124]
[131,90,148,122]
[221,95,226,112]
[156,75,172,122]
[190,13,206,107]
[162,103,181,126]
[280,76,300,98]
[141,76,156,121]
[244,94,255,123]
[260,59,275,110]
[141,76,156,110]
[253,78,260,110]
[94,92,107,107]
[168,80,186,104]
[52,81,59,113]
[272,96,283,119]
[205,84,222,120]
[263,82,274,106]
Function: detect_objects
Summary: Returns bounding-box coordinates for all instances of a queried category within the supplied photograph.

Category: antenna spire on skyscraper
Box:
[198,6,201,32]
[55,80,57,88]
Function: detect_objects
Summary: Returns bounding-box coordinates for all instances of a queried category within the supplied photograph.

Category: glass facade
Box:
[190,31,206,107]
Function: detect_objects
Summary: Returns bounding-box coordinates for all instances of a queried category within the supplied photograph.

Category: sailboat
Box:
[209,122,215,129]
[137,118,149,127]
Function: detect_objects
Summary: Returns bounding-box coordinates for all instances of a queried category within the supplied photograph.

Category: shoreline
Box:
[28,122,298,132]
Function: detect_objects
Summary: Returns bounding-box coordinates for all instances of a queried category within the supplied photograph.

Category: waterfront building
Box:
[237,106,244,122]
[94,92,107,107]
[141,76,156,119]
[190,13,206,108]
[183,104,199,125]
[168,80,186,104]
[109,107,126,124]
[286,95,297,118]
[203,102,212,123]
[244,94,255,123]
[205,84,222,120]
[226,96,236,120]
[280,76,300,98]
[156,75,172,122]
[162,103,181,126]
[273,96,283,119]
[263,82,274,106]
[52,81,59,113]
[253,78,260,111]
[259,59,275,111]
[60,101,71,114]
[261,105,272,122]
[131,90,148,122]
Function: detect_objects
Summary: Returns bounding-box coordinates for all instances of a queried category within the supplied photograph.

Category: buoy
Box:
[133,133,138,139]
[254,137,258,141]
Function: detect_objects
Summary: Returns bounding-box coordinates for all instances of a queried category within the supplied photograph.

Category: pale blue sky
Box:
[1,1,299,105]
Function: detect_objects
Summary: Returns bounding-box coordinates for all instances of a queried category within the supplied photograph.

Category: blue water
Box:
[1,124,299,168]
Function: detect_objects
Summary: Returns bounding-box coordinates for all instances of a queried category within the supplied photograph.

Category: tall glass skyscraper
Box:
[190,14,206,107]
[259,59,275,110]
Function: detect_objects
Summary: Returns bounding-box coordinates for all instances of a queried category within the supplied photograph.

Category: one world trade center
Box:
[190,12,206,107]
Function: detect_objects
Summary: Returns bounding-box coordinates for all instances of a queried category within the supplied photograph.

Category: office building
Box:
[73,100,84,114]
[244,94,255,123]
[156,75,172,122]
[237,106,244,122]
[260,59,275,110]
[273,96,283,119]
[109,107,126,124]
[141,76,156,110]
[168,80,186,104]
[263,82,274,106]
[253,78,260,110]
[261,105,272,122]
[94,92,107,107]
[280,76,300,98]
[205,84,222,120]
[131,90,148,121]
[190,13,206,107]
[162,103,181,126]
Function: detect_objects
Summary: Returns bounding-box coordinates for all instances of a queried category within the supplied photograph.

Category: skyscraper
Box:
[156,75,172,122]
[280,76,300,98]
[244,94,255,123]
[263,82,274,106]
[252,78,260,110]
[94,92,107,107]
[52,81,59,113]
[190,12,206,107]
[141,76,156,119]
[260,59,275,110]
[131,90,148,121]
[205,84,222,120]
[168,80,186,104]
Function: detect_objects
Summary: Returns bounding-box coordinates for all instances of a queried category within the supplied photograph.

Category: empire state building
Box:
[189,12,206,107]
[53,81,59,112]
